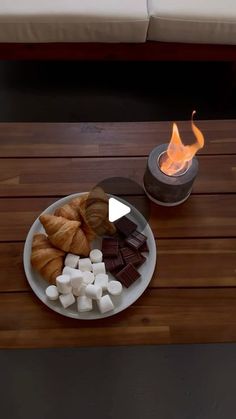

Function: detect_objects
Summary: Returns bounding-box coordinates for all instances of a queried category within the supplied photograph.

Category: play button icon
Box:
[108,197,131,222]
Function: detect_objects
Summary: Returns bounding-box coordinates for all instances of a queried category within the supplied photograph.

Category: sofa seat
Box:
[148,0,236,45]
[0,0,149,43]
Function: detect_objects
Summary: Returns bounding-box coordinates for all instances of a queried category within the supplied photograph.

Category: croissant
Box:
[31,234,65,283]
[54,203,79,221]
[39,214,90,256]
[72,188,116,237]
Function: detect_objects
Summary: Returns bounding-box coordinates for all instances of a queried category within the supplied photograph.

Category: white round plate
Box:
[23,193,156,319]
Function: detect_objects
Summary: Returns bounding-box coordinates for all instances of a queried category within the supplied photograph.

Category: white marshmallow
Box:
[95,273,108,291]
[62,266,79,277]
[107,280,123,296]
[45,285,59,301]
[92,262,106,276]
[82,271,95,285]
[70,270,83,288]
[59,293,75,309]
[77,296,93,312]
[89,249,103,263]
[64,253,80,268]
[97,295,114,314]
[80,284,87,296]
[85,284,102,300]
[79,258,92,272]
[72,283,87,297]
[56,274,72,294]
[72,287,81,297]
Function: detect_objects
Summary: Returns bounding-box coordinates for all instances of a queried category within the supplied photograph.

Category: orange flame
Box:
[160,111,204,176]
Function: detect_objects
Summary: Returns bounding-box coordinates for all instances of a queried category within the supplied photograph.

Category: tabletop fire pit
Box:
[143,112,204,206]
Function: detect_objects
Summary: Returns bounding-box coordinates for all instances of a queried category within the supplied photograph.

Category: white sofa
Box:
[0,0,236,60]
[0,0,235,45]
[148,0,236,45]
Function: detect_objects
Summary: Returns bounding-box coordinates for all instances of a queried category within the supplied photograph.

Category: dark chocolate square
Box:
[114,216,137,237]
[115,263,141,288]
[120,247,143,267]
[125,231,147,250]
[104,251,124,272]
[139,242,149,253]
[102,237,119,258]
[135,255,146,268]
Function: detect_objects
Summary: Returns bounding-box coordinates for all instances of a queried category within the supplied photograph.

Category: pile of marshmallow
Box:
[45,249,122,314]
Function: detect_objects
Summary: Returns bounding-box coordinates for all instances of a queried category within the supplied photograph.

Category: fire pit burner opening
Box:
[157,151,192,177]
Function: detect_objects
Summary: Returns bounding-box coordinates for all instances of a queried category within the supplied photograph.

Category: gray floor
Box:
[1,344,236,419]
[1,61,236,419]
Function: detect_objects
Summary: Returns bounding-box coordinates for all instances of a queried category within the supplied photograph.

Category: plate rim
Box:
[23,192,157,320]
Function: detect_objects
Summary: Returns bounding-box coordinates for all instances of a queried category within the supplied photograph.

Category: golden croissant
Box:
[39,214,90,256]
[54,188,116,238]
[54,195,95,241]
[31,233,65,283]
[72,188,116,236]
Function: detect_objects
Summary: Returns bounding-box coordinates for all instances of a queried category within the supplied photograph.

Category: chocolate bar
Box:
[135,255,146,268]
[104,251,124,272]
[114,216,137,237]
[120,247,143,267]
[125,231,147,250]
[115,263,141,288]
[139,241,149,253]
[102,237,119,258]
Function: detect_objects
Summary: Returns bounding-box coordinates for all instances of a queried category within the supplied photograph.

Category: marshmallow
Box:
[64,253,80,268]
[72,287,81,297]
[70,270,83,288]
[45,285,59,301]
[97,295,114,314]
[95,273,108,291]
[107,280,122,296]
[89,249,103,263]
[79,258,92,272]
[77,296,93,312]
[62,266,79,277]
[79,284,87,296]
[82,271,95,285]
[56,274,72,294]
[92,262,106,276]
[59,293,75,309]
[72,283,87,297]
[85,284,102,300]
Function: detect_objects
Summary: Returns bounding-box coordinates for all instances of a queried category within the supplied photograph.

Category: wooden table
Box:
[1,120,236,348]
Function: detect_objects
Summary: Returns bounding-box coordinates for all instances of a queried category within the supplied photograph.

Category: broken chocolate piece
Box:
[139,241,149,253]
[125,231,147,250]
[120,247,143,267]
[102,237,119,258]
[115,263,141,288]
[104,251,124,272]
[114,216,137,237]
[135,255,146,268]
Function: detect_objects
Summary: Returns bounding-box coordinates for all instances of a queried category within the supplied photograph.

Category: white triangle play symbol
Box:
[108,198,131,222]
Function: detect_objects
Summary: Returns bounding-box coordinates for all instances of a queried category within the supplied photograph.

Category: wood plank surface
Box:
[0,121,236,157]
[1,239,236,292]
[1,289,236,348]
[0,120,236,347]
[0,155,236,197]
[0,195,235,241]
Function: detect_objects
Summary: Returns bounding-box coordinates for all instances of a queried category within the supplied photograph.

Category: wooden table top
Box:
[1,120,236,348]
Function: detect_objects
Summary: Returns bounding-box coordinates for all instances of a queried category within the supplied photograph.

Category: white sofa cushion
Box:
[0,0,149,43]
[148,0,236,45]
